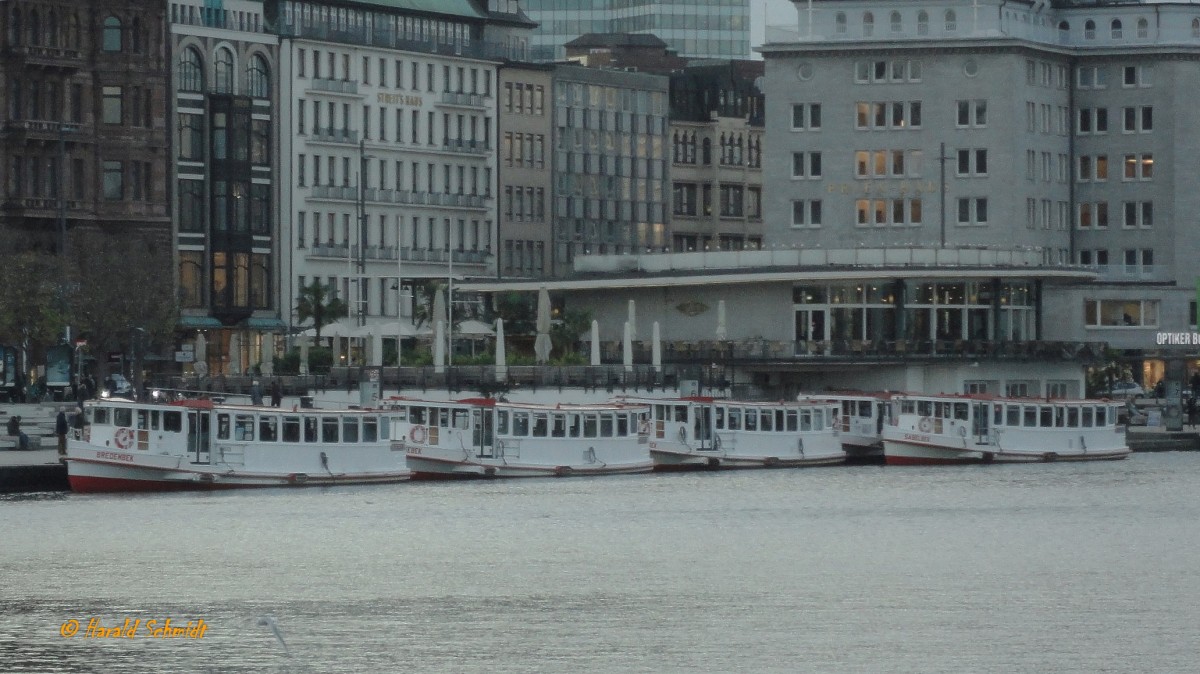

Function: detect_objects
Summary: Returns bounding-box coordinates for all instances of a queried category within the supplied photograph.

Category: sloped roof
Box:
[348,0,487,20]
[565,33,669,49]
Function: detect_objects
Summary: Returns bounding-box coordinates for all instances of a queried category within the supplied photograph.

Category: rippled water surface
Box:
[2,453,1198,673]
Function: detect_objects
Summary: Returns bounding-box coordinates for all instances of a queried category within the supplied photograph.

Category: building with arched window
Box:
[169,0,282,376]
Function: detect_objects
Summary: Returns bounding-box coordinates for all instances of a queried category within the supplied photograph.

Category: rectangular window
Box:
[102,86,122,124]
[102,160,123,200]
[1083,299,1160,327]
[791,151,822,178]
[791,200,822,227]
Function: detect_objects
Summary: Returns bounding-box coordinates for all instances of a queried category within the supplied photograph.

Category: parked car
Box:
[1098,381,1146,399]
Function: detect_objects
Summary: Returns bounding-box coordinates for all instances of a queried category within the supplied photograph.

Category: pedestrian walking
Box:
[1188,396,1198,429]
[270,379,282,408]
[55,410,68,456]
[250,380,264,406]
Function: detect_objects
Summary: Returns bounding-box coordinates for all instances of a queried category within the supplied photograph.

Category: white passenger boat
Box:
[804,392,892,460]
[65,399,408,492]
[881,393,1131,465]
[622,396,845,470]
[387,397,654,479]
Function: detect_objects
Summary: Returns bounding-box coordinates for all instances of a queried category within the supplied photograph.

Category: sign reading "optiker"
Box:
[1156,333,1200,345]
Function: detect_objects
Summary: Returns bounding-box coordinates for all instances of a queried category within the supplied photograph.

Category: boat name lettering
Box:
[96,451,135,462]
[903,433,930,443]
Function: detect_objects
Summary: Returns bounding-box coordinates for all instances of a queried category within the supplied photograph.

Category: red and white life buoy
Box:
[917,417,933,433]
[113,427,134,450]
[409,424,427,444]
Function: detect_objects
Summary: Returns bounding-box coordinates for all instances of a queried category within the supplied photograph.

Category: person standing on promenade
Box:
[270,379,282,408]
[55,410,68,456]
[250,380,264,406]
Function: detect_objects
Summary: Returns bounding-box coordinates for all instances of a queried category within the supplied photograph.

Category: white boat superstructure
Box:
[805,393,893,460]
[387,397,654,478]
[882,394,1131,465]
[65,399,409,492]
[622,396,845,470]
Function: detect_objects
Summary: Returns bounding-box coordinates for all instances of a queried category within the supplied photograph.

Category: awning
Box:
[243,317,288,332]
[178,316,224,329]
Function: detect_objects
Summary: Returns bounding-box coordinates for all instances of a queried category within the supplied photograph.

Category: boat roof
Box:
[888,392,1122,404]
[384,396,649,411]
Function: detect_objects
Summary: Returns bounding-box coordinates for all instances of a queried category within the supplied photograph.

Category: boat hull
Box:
[406,451,653,479]
[648,441,845,471]
[883,438,1131,465]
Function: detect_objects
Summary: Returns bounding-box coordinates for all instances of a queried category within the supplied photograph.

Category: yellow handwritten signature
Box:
[60,618,208,639]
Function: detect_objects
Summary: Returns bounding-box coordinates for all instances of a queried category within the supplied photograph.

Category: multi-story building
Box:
[0,2,170,252]
[760,0,1200,387]
[523,0,750,63]
[497,61,553,278]
[668,60,765,252]
[549,64,669,275]
[271,0,532,363]
[170,1,282,376]
[496,60,669,278]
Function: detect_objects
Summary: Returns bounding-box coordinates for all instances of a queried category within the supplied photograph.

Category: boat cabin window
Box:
[799,409,811,431]
[761,410,774,432]
[1006,405,1020,427]
[1038,406,1052,427]
[304,417,319,442]
[900,400,914,414]
[728,408,741,430]
[260,415,278,442]
[217,413,231,439]
[115,407,133,428]
[452,409,469,430]
[600,413,614,436]
[392,407,408,421]
[532,413,548,437]
[954,403,969,420]
[363,416,378,442]
[917,400,933,416]
[654,404,667,421]
[568,414,582,437]
[1054,407,1065,427]
[674,406,687,422]
[745,409,757,431]
[92,407,108,425]
[512,412,529,436]
[136,409,149,429]
[1067,407,1079,427]
[552,413,567,438]
[497,411,510,434]
[856,401,870,417]
[583,414,598,438]
[1097,406,1108,426]
[322,416,339,442]
[235,414,255,441]
[1081,407,1093,427]
[715,406,725,429]
[342,416,359,442]
[165,411,183,432]
[617,414,629,436]
[409,407,425,424]
[1022,406,1035,427]
[283,416,301,442]
[786,411,798,431]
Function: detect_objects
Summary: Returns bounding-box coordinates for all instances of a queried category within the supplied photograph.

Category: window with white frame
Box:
[956,197,988,226]
[1083,299,1158,327]
[855,101,921,129]
[955,148,987,176]
[854,60,921,83]
[791,200,822,227]
[1076,107,1108,134]
[855,198,922,226]
[1123,65,1151,87]
[1123,248,1153,275]
[791,103,821,130]
[955,99,986,127]
[1077,201,1110,229]
[855,149,920,178]
[1122,201,1153,228]
[1077,65,1108,88]
[791,151,822,178]
[1122,153,1153,180]
[1077,154,1108,182]
[1077,249,1109,269]
[1122,106,1152,132]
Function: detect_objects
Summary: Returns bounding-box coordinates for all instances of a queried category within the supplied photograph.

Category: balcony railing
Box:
[310,78,359,95]
[438,91,488,108]
[309,127,359,144]
[308,244,489,265]
[598,339,1111,364]
[441,139,489,155]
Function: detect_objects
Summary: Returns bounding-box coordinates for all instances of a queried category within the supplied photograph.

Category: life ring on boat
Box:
[113,427,134,450]
[288,472,309,484]
[678,427,687,443]
[409,424,427,444]
[918,417,933,433]
[958,426,968,437]
[637,419,650,435]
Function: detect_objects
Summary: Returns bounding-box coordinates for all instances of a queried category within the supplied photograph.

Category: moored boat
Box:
[881,393,1130,465]
[804,392,893,460]
[386,397,654,479]
[66,399,409,492]
[622,396,845,470]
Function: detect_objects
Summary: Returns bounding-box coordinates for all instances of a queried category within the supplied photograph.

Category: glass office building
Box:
[524,0,749,62]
